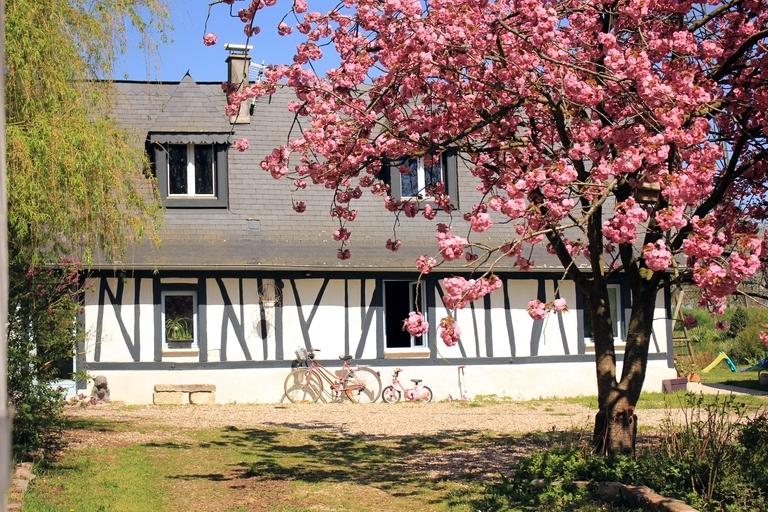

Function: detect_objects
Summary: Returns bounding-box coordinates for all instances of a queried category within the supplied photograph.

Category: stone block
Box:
[15,462,34,481]
[153,391,185,405]
[154,384,216,393]
[189,391,215,405]
[12,479,29,492]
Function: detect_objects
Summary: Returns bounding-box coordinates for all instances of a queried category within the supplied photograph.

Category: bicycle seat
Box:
[339,355,353,362]
[410,379,422,385]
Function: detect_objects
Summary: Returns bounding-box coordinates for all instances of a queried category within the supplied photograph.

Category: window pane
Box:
[165,295,194,342]
[609,287,620,338]
[424,155,443,188]
[583,286,620,340]
[168,145,188,195]
[401,158,419,197]
[410,282,424,347]
[385,281,413,348]
[194,145,215,195]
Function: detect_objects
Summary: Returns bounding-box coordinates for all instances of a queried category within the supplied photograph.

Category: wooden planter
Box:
[662,377,688,393]
[167,339,194,349]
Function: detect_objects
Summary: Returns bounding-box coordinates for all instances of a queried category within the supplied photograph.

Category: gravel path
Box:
[65,401,686,437]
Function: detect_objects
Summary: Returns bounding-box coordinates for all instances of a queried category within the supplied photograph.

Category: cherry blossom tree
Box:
[208,0,768,454]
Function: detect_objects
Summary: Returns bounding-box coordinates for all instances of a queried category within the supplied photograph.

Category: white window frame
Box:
[166,143,216,198]
[161,290,198,348]
[584,284,623,344]
[383,280,428,352]
[400,156,444,200]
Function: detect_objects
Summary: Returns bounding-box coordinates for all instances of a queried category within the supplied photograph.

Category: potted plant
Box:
[675,360,701,383]
[165,317,193,348]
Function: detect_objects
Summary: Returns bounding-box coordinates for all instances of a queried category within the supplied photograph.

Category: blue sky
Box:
[113,0,335,82]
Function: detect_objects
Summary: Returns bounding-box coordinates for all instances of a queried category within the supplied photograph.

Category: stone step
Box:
[154,384,216,393]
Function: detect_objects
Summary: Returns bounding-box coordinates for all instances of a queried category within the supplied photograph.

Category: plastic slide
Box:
[701,351,738,373]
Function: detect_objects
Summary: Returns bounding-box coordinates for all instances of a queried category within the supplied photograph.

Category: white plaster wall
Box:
[483,280,539,357]
[83,277,154,363]
[92,359,677,404]
[650,288,670,353]
[344,279,378,359]
[282,279,356,359]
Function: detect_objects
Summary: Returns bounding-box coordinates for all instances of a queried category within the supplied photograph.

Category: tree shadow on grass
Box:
[161,424,588,505]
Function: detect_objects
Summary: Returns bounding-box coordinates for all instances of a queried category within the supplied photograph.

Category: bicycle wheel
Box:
[284,369,322,403]
[344,366,382,403]
[420,386,433,403]
[381,385,401,403]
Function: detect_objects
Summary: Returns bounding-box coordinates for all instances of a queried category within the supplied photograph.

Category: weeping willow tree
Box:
[5,0,167,457]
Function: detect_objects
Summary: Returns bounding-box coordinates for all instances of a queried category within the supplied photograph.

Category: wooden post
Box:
[0,1,12,508]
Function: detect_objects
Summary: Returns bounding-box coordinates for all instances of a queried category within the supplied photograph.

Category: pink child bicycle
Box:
[381,368,433,403]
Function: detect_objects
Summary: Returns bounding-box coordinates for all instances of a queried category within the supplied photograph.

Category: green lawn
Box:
[700,365,768,392]
[469,389,766,410]
[24,417,649,512]
[24,420,504,512]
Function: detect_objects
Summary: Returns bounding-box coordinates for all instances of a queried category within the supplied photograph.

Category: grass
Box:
[24,417,654,512]
[24,419,510,512]
[470,390,766,410]
[700,364,768,392]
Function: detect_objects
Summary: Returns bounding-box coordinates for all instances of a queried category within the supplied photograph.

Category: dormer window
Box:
[400,155,443,199]
[167,143,216,197]
[148,133,230,208]
[385,150,460,207]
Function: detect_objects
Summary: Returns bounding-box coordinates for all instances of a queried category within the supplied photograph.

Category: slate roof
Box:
[100,75,567,273]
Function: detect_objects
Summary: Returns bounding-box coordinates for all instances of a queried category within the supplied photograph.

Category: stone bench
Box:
[153,384,216,405]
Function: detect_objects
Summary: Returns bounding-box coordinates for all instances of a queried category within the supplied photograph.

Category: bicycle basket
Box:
[295,347,308,363]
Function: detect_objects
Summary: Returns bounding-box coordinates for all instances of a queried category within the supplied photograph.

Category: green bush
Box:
[727,307,748,338]
[477,396,767,512]
[738,412,768,491]
[728,309,768,364]
[8,260,81,459]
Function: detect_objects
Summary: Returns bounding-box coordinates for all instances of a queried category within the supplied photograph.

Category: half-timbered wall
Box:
[81,272,676,403]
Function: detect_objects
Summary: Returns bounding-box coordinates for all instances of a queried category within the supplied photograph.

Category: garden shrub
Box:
[726,307,748,338]
[738,412,768,491]
[729,308,768,364]
[8,260,81,459]
[478,395,767,512]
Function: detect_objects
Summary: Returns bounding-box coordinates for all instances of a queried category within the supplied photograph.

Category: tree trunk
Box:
[590,275,659,456]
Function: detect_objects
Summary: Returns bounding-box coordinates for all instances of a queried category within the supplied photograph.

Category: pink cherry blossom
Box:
[642,240,672,272]
[211,0,768,416]
[416,255,437,274]
[552,298,568,312]
[436,224,467,261]
[292,201,306,213]
[470,212,492,232]
[760,331,768,350]
[442,275,502,309]
[233,138,249,152]
[333,228,351,241]
[403,312,429,337]
[439,316,461,347]
[203,33,217,46]
[527,300,547,320]
[385,238,402,252]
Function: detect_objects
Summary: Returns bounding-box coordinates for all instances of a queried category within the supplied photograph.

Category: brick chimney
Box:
[225,43,252,124]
